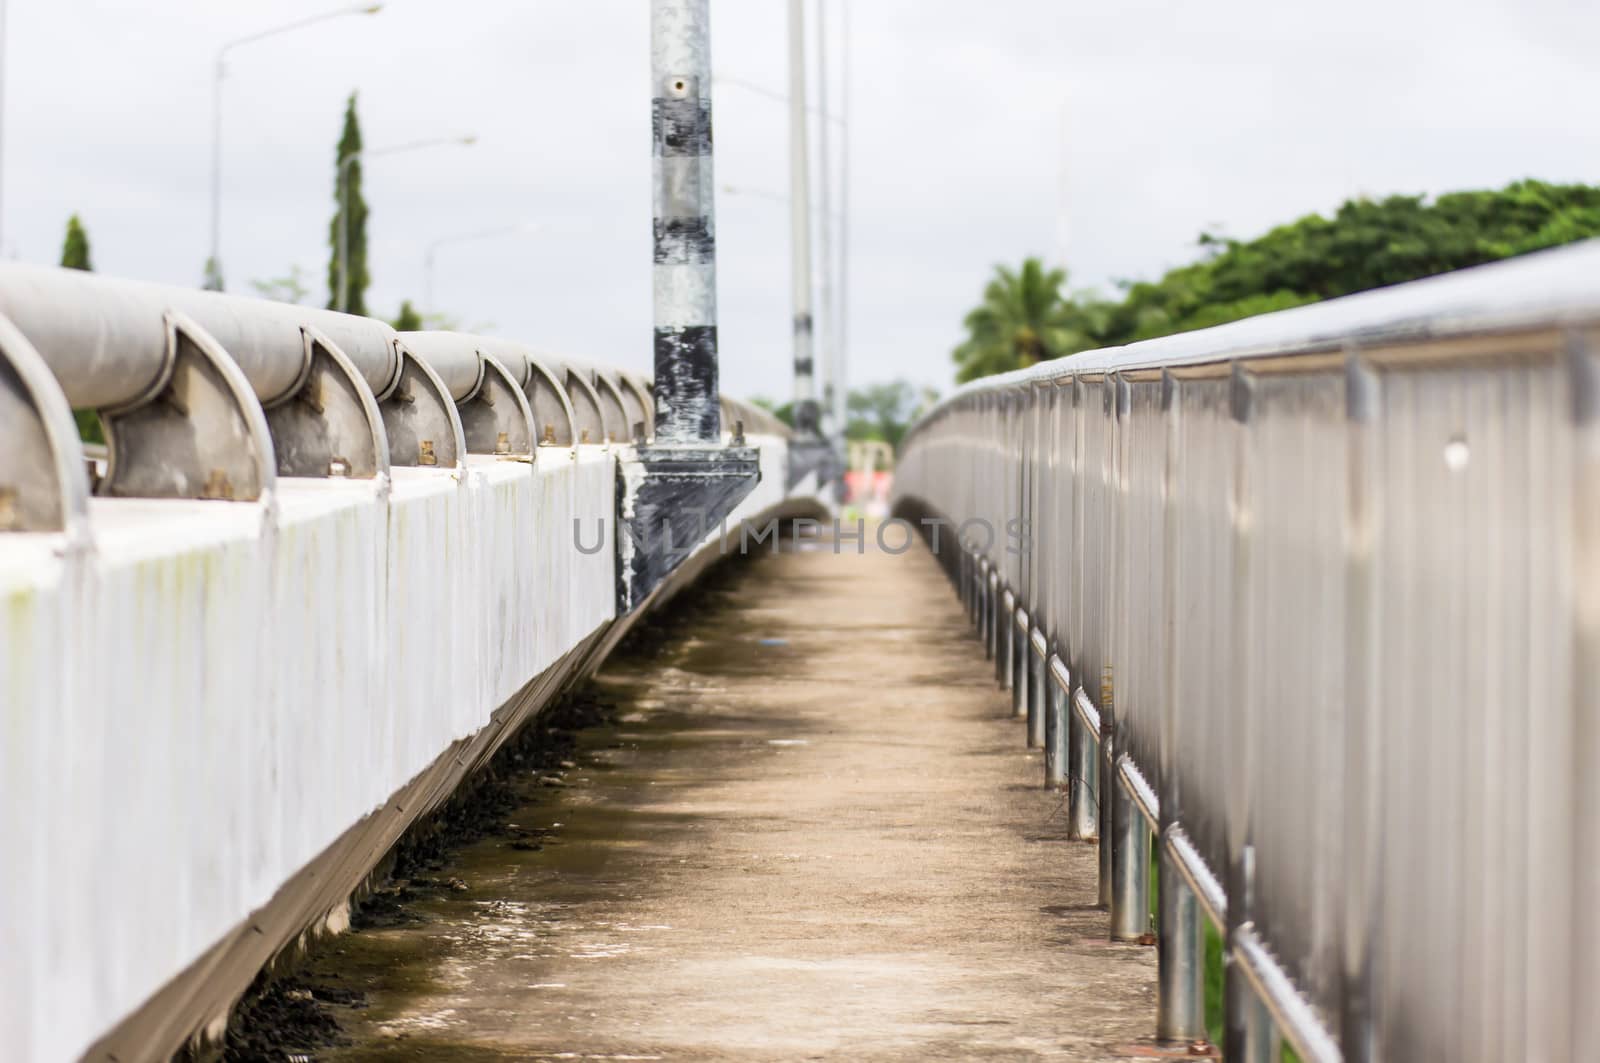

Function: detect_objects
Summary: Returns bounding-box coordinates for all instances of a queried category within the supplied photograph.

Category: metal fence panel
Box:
[892,243,1600,1058]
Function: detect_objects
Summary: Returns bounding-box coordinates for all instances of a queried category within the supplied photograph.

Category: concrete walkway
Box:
[320,535,1157,1061]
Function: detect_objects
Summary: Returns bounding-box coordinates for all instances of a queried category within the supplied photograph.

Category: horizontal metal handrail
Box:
[1165,825,1226,929]
[894,240,1600,1059]
[1116,755,1159,832]
[1071,686,1101,739]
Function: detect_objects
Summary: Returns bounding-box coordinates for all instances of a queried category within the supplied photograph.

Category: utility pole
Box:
[651,0,722,442]
[787,0,819,437]
[815,0,836,444]
[617,0,758,612]
[836,0,851,450]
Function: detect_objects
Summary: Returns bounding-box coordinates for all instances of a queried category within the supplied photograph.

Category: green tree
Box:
[1097,181,1600,347]
[955,179,1600,384]
[60,214,92,271]
[60,215,103,443]
[845,380,938,451]
[750,396,795,428]
[952,258,1111,383]
[392,300,424,331]
[328,93,370,314]
[755,383,938,451]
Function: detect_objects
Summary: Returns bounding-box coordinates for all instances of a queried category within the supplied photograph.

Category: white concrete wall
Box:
[0,432,803,1063]
[0,446,622,1062]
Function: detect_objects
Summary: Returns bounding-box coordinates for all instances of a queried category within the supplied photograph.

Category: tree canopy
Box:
[391,300,424,331]
[845,380,939,451]
[954,179,1600,383]
[60,214,92,271]
[952,259,1104,383]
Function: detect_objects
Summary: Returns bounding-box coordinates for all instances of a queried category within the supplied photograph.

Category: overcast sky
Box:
[4,0,1598,401]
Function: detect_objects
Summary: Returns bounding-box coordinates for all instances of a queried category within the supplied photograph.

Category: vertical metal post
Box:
[337,153,354,313]
[960,547,972,624]
[1572,340,1600,1063]
[1340,355,1382,1062]
[786,0,819,436]
[964,550,976,624]
[834,0,850,445]
[1241,989,1279,1063]
[997,594,1011,687]
[1098,722,1115,908]
[1156,368,1207,1041]
[1157,838,1206,1039]
[1069,691,1098,840]
[1045,672,1069,787]
[1226,366,1258,1058]
[983,571,996,660]
[814,0,836,441]
[207,56,225,289]
[1011,616,1027,717]
[651,0,721,443]
[1110,767,1151,940]
[1027,647,1046,747]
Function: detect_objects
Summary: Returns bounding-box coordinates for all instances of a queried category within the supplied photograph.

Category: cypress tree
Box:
[329,93,370,315]
[61,214,92,271]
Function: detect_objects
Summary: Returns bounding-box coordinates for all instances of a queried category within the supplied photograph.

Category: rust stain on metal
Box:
[202,469,233,500]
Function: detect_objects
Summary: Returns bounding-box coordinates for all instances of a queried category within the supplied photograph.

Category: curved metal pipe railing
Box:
[0,262,788,533]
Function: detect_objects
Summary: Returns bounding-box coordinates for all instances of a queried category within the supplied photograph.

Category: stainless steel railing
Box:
[893,239,1600,1062]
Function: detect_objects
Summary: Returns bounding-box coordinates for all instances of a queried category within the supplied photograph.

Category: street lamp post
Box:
[786,0,818,437]
[423,224,536,313]
[207,2,383,291]
[336,134,477,313]
[836,0,852,451]
[816,0,837,443]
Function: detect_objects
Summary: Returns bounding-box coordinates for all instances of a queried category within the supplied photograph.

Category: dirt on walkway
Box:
[301,534,1158,1061]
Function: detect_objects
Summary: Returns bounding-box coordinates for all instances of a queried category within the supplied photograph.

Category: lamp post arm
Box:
[216,4,381,58]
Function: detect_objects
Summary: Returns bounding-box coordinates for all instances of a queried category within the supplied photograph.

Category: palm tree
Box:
[952,258,1104,383]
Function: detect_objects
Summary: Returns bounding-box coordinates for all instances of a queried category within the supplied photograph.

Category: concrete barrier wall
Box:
[2,435,794,1062]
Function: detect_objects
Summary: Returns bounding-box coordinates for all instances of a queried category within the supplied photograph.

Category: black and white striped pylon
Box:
[651,0,721,444]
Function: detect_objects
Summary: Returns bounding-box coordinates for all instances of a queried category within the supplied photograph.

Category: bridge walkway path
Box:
[313,529,1157,1061]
